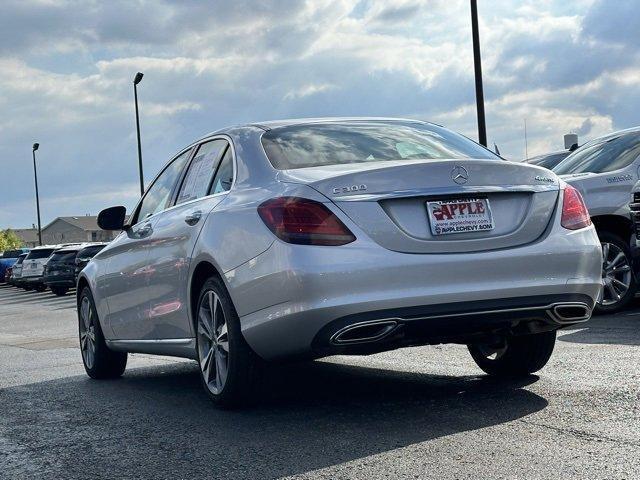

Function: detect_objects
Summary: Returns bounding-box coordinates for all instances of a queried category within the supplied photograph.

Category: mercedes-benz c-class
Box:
[78,118,602,406]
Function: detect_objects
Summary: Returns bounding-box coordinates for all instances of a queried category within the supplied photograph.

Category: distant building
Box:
[41,216,118,245]
[13,228,39,248]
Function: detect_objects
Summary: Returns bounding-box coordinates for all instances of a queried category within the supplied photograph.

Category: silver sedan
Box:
[77,118,602,406]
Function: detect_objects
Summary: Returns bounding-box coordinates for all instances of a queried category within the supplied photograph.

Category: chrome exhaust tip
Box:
[549,303,591,324]
[330,319,399,345]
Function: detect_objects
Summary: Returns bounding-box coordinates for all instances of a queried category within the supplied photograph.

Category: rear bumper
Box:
[44,274,75,288]
[228,224,602,361]
[311,294,593,357]
[21,276,44,286]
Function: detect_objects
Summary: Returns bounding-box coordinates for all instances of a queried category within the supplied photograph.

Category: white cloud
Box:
[1,0,639,226]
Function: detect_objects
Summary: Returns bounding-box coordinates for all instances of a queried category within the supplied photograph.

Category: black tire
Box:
[195,276,263,408]
[468,331,556,376]
[23,285,33,291]
[35,284,46,292]
[78,287,127,379]
[51,287,68,296]
[595,231,637,314]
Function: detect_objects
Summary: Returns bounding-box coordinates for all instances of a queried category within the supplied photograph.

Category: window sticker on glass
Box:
[177,140,226,204]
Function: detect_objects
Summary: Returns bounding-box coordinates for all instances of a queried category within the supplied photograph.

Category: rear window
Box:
[15,255,27,265]
[25,249,54,260]
[49,251,79,263]
[261,121,499,170]
[554,132,640,175]
[529,152,568,170]
[78,245,105,258]
[1,250,24,259]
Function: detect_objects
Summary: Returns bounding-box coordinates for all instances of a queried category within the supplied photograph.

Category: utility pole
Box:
[32,143,42,246]
[524,119,529,160]
[470,0,487,146]
[133,72,145,196]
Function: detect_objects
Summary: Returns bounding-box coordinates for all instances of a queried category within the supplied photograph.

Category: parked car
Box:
[525,136,580,170]
[9,253,28,287]
[78,118,602,407]
[44,246,85,296]
[526,150,573,170]
[20,246,57,291]
[74,243,108,282]
[554,126,640,312]
[0,248,29,283]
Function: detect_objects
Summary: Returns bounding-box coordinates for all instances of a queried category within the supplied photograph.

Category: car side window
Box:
[554,132,640,175]
[176,139,227,205]
[210,147,234,194]
[135,149,191,224]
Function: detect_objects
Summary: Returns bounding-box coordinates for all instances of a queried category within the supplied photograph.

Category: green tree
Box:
[0,229,22,251]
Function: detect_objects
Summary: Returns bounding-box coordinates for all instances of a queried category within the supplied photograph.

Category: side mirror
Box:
[97,206,127,231]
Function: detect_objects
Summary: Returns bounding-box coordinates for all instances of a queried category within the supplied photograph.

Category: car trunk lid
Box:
[279,159,560,253]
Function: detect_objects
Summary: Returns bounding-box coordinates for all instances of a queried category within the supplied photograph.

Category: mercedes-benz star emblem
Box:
[451,165,469,185]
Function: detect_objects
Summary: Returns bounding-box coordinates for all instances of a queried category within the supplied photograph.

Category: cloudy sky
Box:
[1,0,638,228]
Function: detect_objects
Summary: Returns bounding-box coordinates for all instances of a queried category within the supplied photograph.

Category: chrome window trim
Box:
[128,134,237,227]
[129,146,195,227]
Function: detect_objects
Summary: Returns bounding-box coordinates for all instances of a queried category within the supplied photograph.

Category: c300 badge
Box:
[332,184,367,194]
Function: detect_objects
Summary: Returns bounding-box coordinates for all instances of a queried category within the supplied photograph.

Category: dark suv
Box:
[44,247,82,296]
[74,243,107,282]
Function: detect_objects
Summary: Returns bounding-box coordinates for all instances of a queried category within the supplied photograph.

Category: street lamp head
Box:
[133,72,144,85]
[32,143,39,151]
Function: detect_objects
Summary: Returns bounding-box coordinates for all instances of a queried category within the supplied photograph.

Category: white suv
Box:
[20,246,57,291]
[554,126,640,312]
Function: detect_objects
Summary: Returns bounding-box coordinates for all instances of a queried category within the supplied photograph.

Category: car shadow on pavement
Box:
[1,360,547,479]
[558,312,640,346]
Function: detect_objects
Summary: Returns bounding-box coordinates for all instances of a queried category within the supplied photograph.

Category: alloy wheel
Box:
[197,290,229,395]
[598,242,632,306]
[79,296,96,369]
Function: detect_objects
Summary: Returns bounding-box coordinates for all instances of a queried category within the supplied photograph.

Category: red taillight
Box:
[258,197,356,246]
[561,185,591,230]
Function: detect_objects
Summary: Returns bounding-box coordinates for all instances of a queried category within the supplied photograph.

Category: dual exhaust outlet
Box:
[330,302,592,346]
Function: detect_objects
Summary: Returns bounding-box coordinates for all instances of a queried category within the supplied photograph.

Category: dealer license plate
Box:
[426,198,494,236]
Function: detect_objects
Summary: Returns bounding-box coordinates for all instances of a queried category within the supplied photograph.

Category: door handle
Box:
[185,210,202,226]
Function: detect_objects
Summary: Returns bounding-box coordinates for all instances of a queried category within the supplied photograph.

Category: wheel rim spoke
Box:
[217,323,229,352]
[215,349,228,387]
[611,278,628,291]
[608,252,625,269]
[606,282,620,301]
[198,311,212,340]
[201,347,214,383]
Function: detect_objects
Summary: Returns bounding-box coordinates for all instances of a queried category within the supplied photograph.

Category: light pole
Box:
[31,143,42,246]
[470,0,487,147]
[133,72,145,196]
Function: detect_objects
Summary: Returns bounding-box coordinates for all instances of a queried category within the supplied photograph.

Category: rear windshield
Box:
[78,245,105,258]
[1,250,24,259]
[48,251,79,263]
[25,249,54,260]
[261,122,499,170]
[554,132,640,175]
[529,152,568,170]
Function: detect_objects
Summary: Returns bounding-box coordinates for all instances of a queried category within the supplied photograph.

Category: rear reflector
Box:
[258,197,356,246]
[561,185,591,230]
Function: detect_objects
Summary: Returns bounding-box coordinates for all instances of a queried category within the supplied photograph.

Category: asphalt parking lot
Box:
[0,284,638,479]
